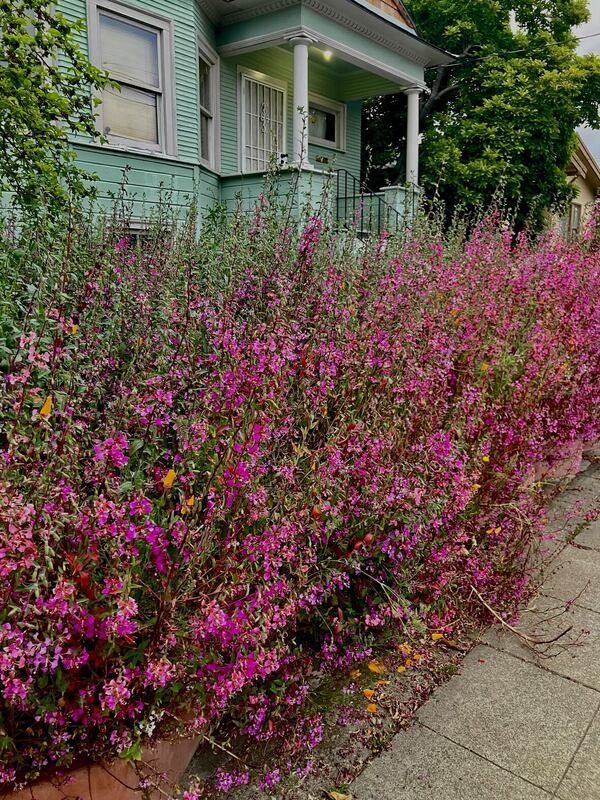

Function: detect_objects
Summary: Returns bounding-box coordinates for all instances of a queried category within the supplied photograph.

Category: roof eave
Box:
[349,0,452,66]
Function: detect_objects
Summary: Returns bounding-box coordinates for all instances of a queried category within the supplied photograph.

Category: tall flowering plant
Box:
[0,207,599,790]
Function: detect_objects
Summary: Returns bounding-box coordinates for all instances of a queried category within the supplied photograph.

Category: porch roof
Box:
[203,0,449,88]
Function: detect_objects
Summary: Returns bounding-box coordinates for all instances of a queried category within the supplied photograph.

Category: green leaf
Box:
[119,742,143,762]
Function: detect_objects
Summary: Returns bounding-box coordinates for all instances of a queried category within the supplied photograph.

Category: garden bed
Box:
[1,205,599,797]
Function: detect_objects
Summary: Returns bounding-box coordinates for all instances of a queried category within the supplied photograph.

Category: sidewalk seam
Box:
[541,590,600,617]
[479,640,600,695]
[551,700,600,799]
[418,722,552,796]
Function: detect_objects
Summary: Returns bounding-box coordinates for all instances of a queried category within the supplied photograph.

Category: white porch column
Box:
[290,36,313,167]
[405,88,421,185]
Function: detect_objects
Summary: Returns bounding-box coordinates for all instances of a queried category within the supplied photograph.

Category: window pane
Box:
[200,112,210,162]
[102,85,159,144]
[309,107,337,144]
[199,58,211,113]
[100,13,159,87]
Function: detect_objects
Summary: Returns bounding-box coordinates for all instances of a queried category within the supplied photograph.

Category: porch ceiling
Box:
[305,45,401,100]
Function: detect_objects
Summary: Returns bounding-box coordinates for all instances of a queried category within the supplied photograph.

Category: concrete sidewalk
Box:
[352,460,600,800]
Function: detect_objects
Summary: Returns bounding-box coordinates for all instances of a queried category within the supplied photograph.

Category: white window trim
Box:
[308,93,347,152]
[198,35,221,173]
[238,67,287,175]
[87,0,177,156]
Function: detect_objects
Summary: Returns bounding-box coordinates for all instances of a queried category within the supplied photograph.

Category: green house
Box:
[64,0,446,230]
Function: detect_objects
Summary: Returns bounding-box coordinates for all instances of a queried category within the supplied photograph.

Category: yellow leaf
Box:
[39,395,53,418]
[472,483,481,491]
[482,455,490,463]
[327,792,353,800]
[396,666,406,674]
[181,497,194,516]
[376,679,390,686]
[413,653,423,661]
[349,669,361,679]
[431,633,444,641]
[366,703,378,713]
[405,659,413,668]
[480,362,490,373]
[363,689,375,700]
[367,660,385,675]
[71,324,78,335]
[398,642,412,656]
[163,469,177,489]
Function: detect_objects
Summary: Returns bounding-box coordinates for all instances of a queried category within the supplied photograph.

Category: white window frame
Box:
[198,36,220,173]
[87,0,177,156]
[308,93,347,152]
[238,67,287,175]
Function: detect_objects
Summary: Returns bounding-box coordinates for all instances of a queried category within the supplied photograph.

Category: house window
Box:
[199,41,219,170]
[308,95,346,151]
[89,1,176,155]
[569,202,582,238]
[240,70,286,173]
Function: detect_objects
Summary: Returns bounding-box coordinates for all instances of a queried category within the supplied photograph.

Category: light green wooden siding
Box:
[198,169,220,217]
[220,48,363,178]
[74,144,197,218]
[220,169,331,216]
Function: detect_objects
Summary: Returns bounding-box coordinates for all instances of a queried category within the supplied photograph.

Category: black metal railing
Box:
[333,168,418,237]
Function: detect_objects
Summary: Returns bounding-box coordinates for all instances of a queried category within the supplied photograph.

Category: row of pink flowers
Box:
[0,208,599,793]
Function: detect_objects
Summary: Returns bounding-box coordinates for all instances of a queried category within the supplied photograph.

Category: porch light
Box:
[323,49,333,61]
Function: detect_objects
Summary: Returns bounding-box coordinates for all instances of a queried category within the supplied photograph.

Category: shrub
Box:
[0,1,111,219]
[0,205,599,791]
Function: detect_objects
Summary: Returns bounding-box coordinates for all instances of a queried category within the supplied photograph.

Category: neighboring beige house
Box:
[562,135,600,236]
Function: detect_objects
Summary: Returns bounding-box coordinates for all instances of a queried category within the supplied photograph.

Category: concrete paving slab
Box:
[541,545,600,613]
[568,467,600,489]
[483,598,600,691]
[543,482,599,543]
[351,724,551,800]
[575,518,600,551]
[417,646,598,792]
[583,443,600,461]
[556,710,600,800]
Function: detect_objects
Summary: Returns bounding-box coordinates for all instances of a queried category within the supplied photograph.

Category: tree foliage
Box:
[364,0,600,229]
[0,0,110,217]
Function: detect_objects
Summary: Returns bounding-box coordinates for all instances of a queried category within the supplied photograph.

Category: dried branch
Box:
[469,585,573,650]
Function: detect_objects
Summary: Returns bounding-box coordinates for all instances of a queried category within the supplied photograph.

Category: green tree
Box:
[0,0,111,217]
[364,0,600,230]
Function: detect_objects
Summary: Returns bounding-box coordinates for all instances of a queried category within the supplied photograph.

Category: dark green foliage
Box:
[0,0,111,218]
[364,0,600,230]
